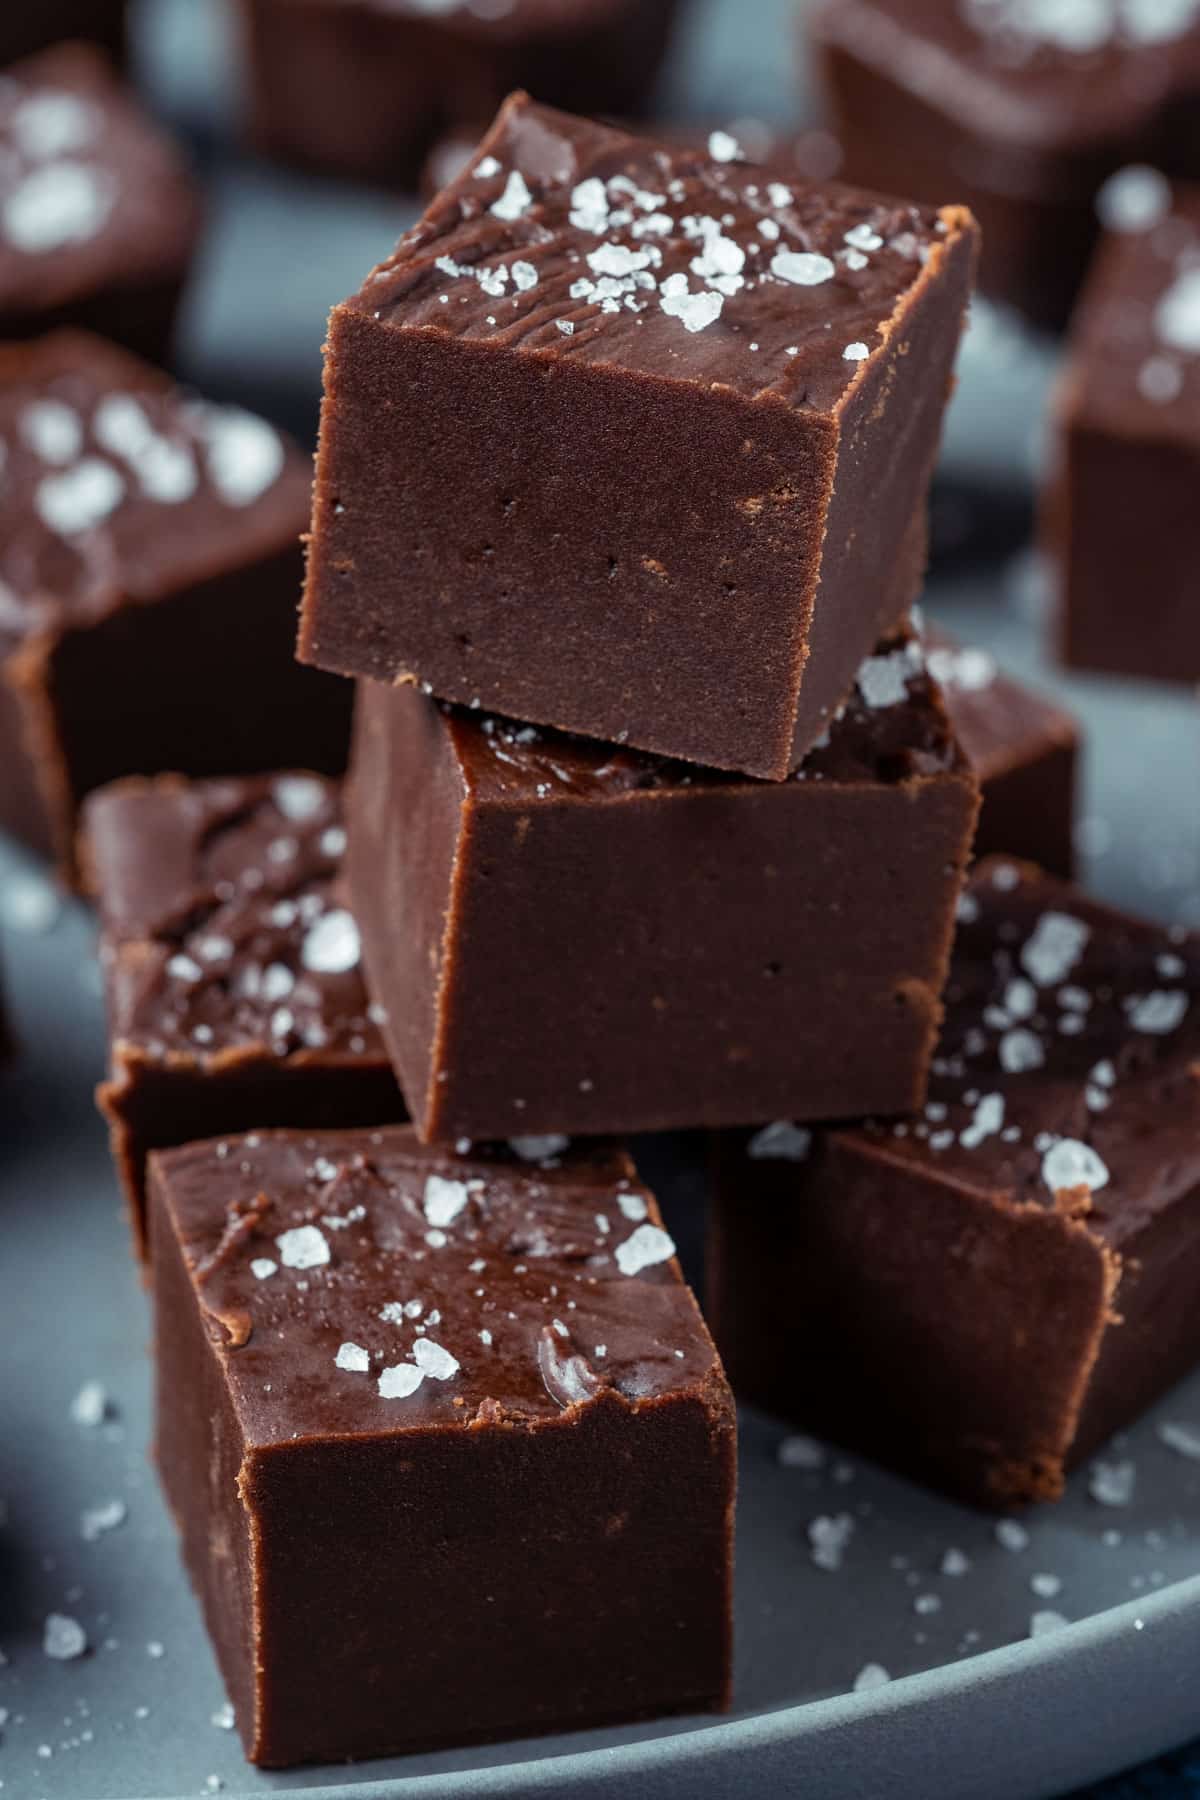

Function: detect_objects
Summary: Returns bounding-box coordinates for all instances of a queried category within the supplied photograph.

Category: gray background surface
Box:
[1,1,1198,1796]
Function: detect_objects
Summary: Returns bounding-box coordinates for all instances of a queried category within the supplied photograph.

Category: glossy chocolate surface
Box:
[924,624,1079,875]
[151,1125,734,1765]
[302,95,975,777]
[347,626,979,1142]
[0,332,350,876]
[1,4,127,68]
[87,773,400,1255]
[1049,182,1200,683]
[0,44,199,356]
[711,858,1200,1506]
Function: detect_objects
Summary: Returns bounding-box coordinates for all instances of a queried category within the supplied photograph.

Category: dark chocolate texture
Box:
[810,0,1200,328]
[0,332,351,879]
[151,1125,735,1767]
[925,624,1079,876]
[302,94,977,778]
[0,44,200,360]
[1048,181,1200,685]
[86,772,402,1258]
[237,0,680,186]
[710,857,1200,1507]
[347,625,980,1142]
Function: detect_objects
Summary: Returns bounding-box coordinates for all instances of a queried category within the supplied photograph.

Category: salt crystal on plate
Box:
[1089,1458,1136,1506]
[44,1613,87,1660]
[777,1434,826,1470]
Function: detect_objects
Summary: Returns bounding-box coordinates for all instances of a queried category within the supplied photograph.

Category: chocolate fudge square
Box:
[151,1126,735,1767]
[1047,182,1200,686]
[925,626,1079,878]
[710,858,1200,1509]
[0,45,201,362]
[810,0,1200,330]
[86,773,402,1258]
[0,332,351,880]
[348,626,979,1143]
[237,0,681,188]
[3,4,126,70]
[301,94,977,778]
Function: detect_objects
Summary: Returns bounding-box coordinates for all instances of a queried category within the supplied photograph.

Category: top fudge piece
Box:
[0,44,201,361]
[151,1126,734,1766]
[302,94,977,779]
[1047,181,1200,684]
[348,624,979,1142]
[810,0,1200,328]
[238,0,681,187]
[710,859,1200,1506]
[0,331,350,878]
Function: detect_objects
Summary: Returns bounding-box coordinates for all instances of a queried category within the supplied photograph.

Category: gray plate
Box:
[2,2,1200,1796]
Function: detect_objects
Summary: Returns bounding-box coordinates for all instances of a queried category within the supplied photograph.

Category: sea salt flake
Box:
[808,1512,854,1571]
[44,1614,87,1660]
[1042,1137,1109,1197]
[1021,911,1090,986]
[275,1225,329,1270]
[81,1498,126,1541]
[200,408,284,506]
[272,774,326,821]
[11,91,100,159]
[4,161,114,252]
[1031,1571,1062,1598]
[999,1028,1044,1073]
[412,1338,459,1380]
[335,1342,369,1373]
[569,176,609,233]
[659,273,724,333]
[842,341,870,360]
[21,398,82,464]
[857,642,920,709]
[1030,1610,1068,1638]
[771,249,836,286]
[614,1223,676,1276]
[708,129,741,162]
[250,1258,276,1280]
[1156,267,1200,354]
[1089,1458,1136,1506]
[617,1192,648,1222]
[778,1434,826,1469]
[211,1701,236,1731]
[378,1363,424,1399]
[1095,164,1171,232]
[747,1120,812,1160]
[1125,990,1187,1033]
[961,1092,1004,1148]
[474,155,500,178]
[767,182,793,210]
[511,259,538,291]
[853,1662,891,1692]
[490,168,532,221]
[300,909,360,974]
[913,1592,941,1615]
[424,1174,470,1227]
[70,1380,110,1427]
[509,1134,569,1161]
[1158,1420,1200,1459]
[36,456,124,534]
[995,1519,1029,1552]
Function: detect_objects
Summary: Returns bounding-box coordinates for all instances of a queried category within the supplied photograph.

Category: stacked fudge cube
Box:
[83,88,1199,1777]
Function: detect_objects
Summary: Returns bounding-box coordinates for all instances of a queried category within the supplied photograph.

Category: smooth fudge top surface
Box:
[345,92,968,408]
[0,43,199,306]
[85,773,382,1068]
[0,331,308,650]
[1067,183,1200,437]
[922,625,1078,780]
[445,626,966,803]
[837,858,1199,1249]
[814,0,1200,117]
[153,1126,721,1445]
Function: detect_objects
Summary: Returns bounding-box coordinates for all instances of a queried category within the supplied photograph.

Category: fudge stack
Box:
[74,90,1200,1775]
